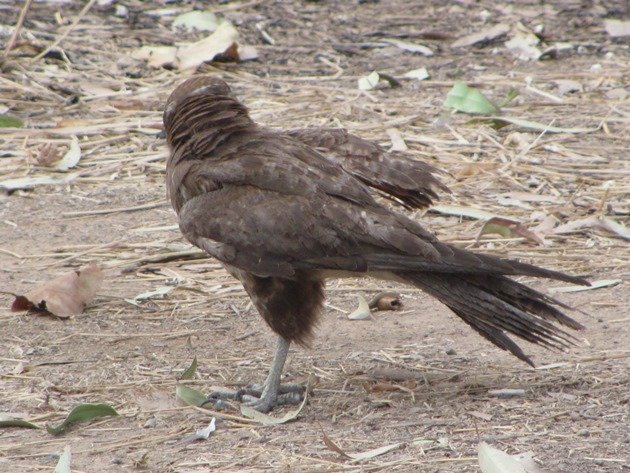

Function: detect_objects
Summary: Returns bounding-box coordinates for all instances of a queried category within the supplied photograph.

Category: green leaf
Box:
[179,356,197,380]
[0,418,41,429]
[0,114,23,128]
[478,217,544,245]
[54,446,71,473]
[444,82,497,115]
[176,385,207,407]
[46,403,119,435]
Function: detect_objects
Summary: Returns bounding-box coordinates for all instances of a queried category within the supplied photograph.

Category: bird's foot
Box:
[204,383,304,413]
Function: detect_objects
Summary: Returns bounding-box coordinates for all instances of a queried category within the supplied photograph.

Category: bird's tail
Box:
[397,272,585,366]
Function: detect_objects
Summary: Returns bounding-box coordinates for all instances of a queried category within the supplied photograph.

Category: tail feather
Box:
[460,274,585,331]
[400,272,584,366]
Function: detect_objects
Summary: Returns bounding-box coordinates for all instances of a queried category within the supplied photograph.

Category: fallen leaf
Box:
[430,204,497,220]
[604,19,630,38]
[358,71,380,91]
[0,418,41,429]
[0,174,79,191]
[126,285,174,305]
[33,143,61,166]
[53,446,71,473]
[176,385,208,407]
[479,443,528,473]
[0,114,23,128]
[553,216,630,240]
[597,217,630,240]
[176,21,240,70]
[382,39,433,56]
[47,403,119,435]
[237,44,259,61]
[478,217,545,245]
[133,46,177,68]
[55,136,81,171]
[550,279,622,294]
[172,11,221,32]
[179,356,197,380]
[386,128,408,151]
[11,262,103,318]
[403,67,429,81]
[513,451,549,473]
[347,295,371,320]
[451,23,510,48]
[531,214,560,235]
[133,19,257,71]
[368,292,402,311]
[348,442,403,461]
[444,82,498,115]
[505,27,542,61]
[179,418,217,444]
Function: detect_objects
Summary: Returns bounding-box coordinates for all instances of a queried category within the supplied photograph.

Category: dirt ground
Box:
[0,1,629,472]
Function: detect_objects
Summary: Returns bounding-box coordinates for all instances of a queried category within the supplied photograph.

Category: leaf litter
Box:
[10,262,103,318]
[0,1,627,472]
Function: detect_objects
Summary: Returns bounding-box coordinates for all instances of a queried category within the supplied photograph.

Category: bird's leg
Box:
[205,336,304,413]
[240,336,303,412]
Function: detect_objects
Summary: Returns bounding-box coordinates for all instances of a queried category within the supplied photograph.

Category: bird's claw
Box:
[203,383,305,412]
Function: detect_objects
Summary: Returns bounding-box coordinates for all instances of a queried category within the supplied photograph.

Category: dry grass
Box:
[0,1,628,472]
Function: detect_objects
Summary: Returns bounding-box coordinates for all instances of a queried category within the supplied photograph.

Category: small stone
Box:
[446,348,457,355]
[577,429,590,437]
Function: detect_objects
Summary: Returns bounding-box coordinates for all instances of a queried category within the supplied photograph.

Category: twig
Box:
[3,0,33,57]
[31,0,97,61]
[62,201,166,217]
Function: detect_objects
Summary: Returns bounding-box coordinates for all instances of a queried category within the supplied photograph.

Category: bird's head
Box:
[163,76,233,129]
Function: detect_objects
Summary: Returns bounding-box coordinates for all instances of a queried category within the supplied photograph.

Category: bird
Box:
[163,76,588,413]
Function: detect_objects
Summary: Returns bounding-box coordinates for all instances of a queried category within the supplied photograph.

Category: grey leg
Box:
[205,336,304,413]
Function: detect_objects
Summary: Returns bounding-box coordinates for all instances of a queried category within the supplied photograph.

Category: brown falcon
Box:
[163,76,587,412]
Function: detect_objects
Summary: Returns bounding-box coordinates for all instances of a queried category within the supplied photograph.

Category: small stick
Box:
[3,0,33,57]
[31,0,97,61]
[62,201,166,217]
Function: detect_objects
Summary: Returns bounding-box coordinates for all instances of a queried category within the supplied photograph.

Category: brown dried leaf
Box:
[33,143,61,166]
[368,292,403,311]
[11,263,103,318]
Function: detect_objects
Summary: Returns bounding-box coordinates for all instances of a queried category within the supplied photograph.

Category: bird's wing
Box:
[176,135,585,285]
[173,131,451,277]
[287,128,449,209]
